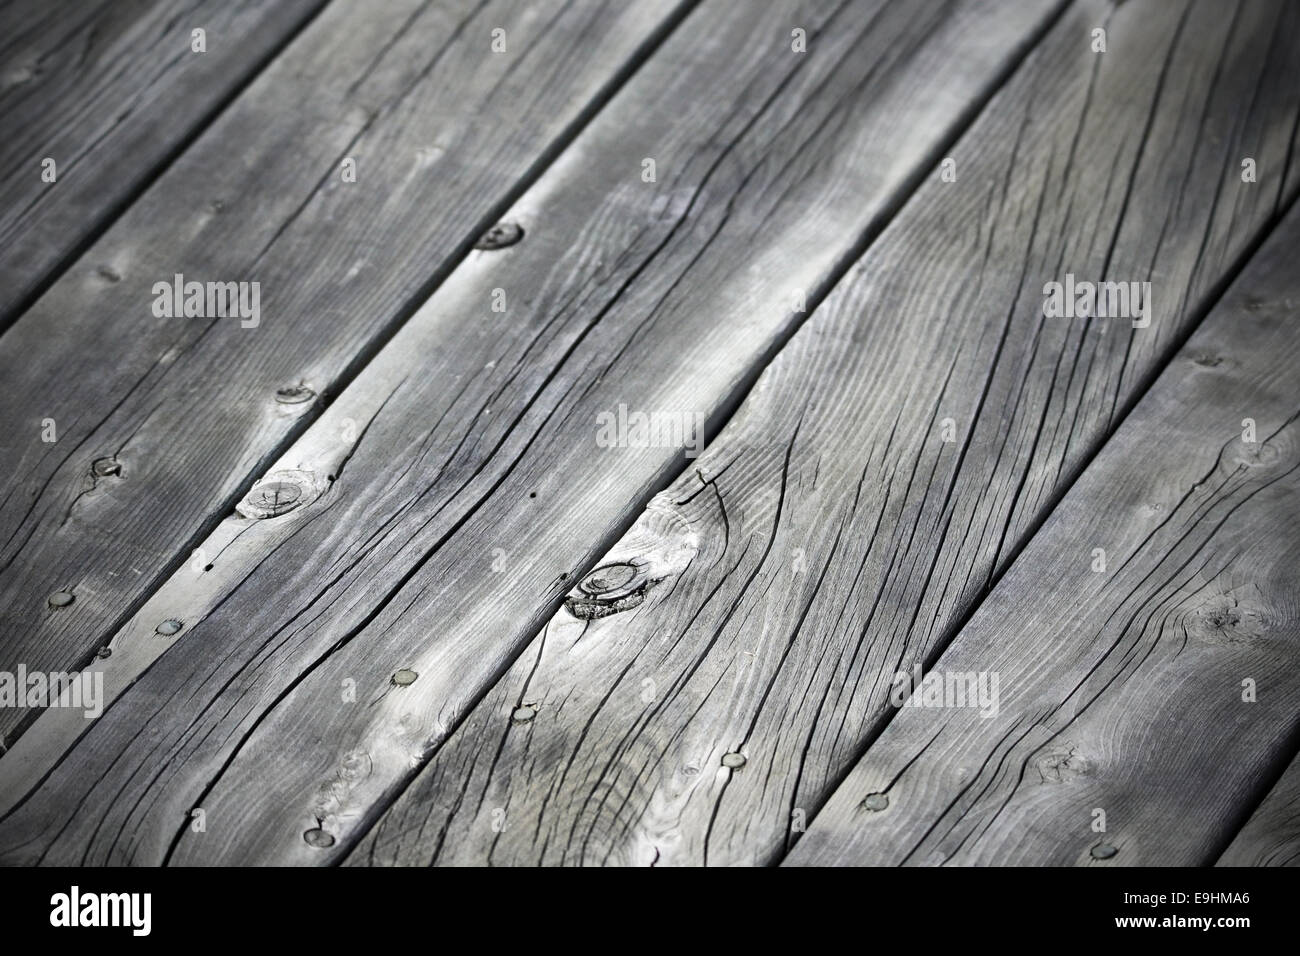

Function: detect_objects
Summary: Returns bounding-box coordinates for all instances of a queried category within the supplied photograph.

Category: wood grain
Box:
[1217,746,1300,866]
[788,203,1300,866]
[0,0,326,327]
[0,0,1067,864]
[346,0,1300,866]
[0,0,690,744]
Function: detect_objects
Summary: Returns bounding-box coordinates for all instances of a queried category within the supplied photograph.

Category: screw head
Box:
[156,619,183,636]
[392,668,418,686]
[474,220,524,250]
[48,590,75,608]
[91,457,121,478]
[303,828,335,848]
[1090,843,1118,860]
[275,384,315,405]
[511,705,537,724]
[861,793,889,812]
[721,752,746,769]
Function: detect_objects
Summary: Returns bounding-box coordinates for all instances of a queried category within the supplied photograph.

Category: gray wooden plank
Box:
[0,0,692,744]
[787,204,1300,866]
[0,0,327,327]
[343,0,1300,866]
[0,0,1068,864]
[1217,747,1300,866]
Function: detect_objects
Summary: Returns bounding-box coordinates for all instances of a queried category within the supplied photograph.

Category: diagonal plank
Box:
[0,0,1068,864]
[1217,746,1300,866]
[346,0,1300,866]
[0,0,327,328]
[0,0,693,744]
[787,204,1300,866]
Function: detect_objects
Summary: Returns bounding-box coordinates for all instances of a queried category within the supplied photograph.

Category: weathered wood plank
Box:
[0,0,326,327]
[1217,747,1300,866]
[0,0,1068,864]
[0,0,692,744]
[345,0,1300,866]
[786,204,1300,866]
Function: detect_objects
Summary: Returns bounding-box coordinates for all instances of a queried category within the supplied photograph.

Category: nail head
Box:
[156,619,183,636]
[48,590,75,608]
[1090,843,1118,860]
[91,457,121,477]
[721,752,746,769]
[392,668,418,686]
[512,705,537,723]
[861,793,889,811]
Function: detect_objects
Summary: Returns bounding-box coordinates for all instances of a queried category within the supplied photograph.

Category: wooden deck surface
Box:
[0,0,1296,867]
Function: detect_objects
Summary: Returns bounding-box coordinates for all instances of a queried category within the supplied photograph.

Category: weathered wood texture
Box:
[0,0,326,327]
[0,0,691,744]
[787,204,1300,866]
[347,0,1300,866]
[0,0,1067,864]
[1218,746,1300,866]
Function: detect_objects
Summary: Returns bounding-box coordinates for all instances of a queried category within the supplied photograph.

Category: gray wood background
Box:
[0,0,1295,867]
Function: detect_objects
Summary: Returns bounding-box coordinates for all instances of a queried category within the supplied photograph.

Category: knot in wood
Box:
[275,384,316,405]
[474,220,524,250]
[303,828,335,848]
[565,560,650,619]
[861,793,889,812]
[238,471,313,519]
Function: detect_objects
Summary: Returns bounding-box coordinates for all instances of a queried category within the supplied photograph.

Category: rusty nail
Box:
[48,590,75,608]
[474,221,524,251]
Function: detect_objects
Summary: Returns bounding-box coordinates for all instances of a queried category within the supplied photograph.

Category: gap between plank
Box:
[0,0,335,338]
[784,184,1300,869]
[202,0,1076,868]
[0,0,703,770]
[1210,699,1300,863]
